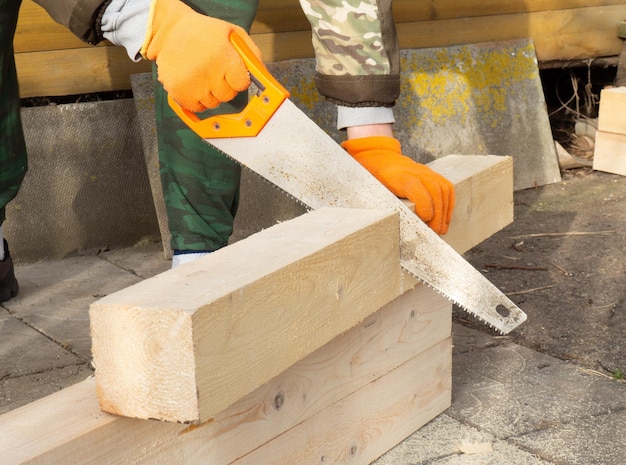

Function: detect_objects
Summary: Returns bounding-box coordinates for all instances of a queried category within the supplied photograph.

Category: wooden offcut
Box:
[593,87,626,176]
[597,87,626,135]
[593,130,626,176]
[90,207,402,423]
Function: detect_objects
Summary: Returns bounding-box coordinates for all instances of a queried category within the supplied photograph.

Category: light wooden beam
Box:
[15,0,626,97]
[90,207,402,423]
[1,282,450,465]
[429,155,514,254]
[0,153,514,464]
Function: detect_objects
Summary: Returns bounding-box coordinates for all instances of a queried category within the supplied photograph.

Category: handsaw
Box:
[169,34,527,334]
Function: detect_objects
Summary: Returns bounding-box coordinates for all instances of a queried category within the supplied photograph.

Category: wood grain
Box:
[90,207,402,423]
[2,282,450,465]
[15,0,626,97]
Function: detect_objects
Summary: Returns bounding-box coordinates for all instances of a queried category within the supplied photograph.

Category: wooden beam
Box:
[429,155,514,254]
[1,283,451,465]
[0,153,513,463]
[232,339,451,465]
[15,0,626,97]
[90,208,402,423]
[396,6,626,62]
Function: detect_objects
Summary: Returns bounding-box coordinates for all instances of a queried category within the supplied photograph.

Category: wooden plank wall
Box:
[15,0,626,98]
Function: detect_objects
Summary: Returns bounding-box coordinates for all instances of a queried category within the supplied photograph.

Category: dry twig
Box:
[484,263,548,271]
[506,284,557,296]
[508,231,616,239]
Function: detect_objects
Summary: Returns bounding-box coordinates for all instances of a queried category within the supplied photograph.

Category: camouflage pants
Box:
[154,0,258,253]
[0,0,27,226]
[155,0,397,252]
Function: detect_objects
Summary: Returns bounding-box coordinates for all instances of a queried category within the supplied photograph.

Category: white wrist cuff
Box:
[336,106,396,130]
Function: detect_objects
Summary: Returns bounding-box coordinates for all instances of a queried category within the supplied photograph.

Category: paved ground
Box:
[1,169,625,464]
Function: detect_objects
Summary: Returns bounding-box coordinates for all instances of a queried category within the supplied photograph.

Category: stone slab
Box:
[4,256,145,359]
[0,311,81,378]
[372,415,551,465]
[267,39,561,191]
[447,324,626,465]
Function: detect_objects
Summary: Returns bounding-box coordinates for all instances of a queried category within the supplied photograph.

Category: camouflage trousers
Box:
[154,0,258,253]
[0,0,27,226]
[155,0,396,252]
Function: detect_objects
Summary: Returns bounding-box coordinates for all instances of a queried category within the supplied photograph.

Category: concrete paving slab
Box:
[5,256,146,359]
[372,415,550,465]
[446,325,626,465]
[0,311,81,378]
[0,310,89,415]
[510,409,626,465]
[98,239,170,279]
[265,40,560,192]
[0,365,92,415]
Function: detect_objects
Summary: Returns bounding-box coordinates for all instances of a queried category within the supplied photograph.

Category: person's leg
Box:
[153,0,258,266]
[0,0,25,300]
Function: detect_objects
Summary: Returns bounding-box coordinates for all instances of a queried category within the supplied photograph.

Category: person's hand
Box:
[141,0,262,112]
[341,136,455,235]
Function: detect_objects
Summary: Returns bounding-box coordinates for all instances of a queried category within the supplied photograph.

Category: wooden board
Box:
[90,207,403,423]
[15,0,626,97]
[1,283,451,465]
[232,339,451,465]
[593,130,626,176]
[597,87,626,135]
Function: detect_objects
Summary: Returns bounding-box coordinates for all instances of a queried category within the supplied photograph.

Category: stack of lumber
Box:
[0,155,513,465]
[593,86,626,176]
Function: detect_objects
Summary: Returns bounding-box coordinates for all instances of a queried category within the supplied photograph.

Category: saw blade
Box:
[205,99,527,334]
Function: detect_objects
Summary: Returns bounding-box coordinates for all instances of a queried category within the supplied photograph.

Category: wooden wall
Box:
[14,0,626,98]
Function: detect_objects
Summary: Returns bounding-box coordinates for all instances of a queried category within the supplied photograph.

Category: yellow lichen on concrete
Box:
[400,42,538,129]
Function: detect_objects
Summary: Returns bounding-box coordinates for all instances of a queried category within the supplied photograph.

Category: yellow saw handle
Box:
[168,32,290,138]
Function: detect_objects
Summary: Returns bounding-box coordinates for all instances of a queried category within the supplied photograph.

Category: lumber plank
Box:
[17,0,626,50]
[428,155,514,254]
[592,130,626,176]
[597,87,626,135]
[90,207,402,423]
[15,1,626,97]
[232,339,452,465]
[15,47,151,98]
[1,283,450,465]
[396,6,626,62]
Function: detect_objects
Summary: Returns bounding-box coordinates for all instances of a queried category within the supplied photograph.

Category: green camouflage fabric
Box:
[154,0,258,252]
[0,0,27,226]
[299,0,393,75]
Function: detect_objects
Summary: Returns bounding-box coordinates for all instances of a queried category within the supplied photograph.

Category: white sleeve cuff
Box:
[336,105,396,130]
[101,0,151,62]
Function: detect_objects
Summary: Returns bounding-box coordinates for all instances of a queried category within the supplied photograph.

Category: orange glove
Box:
[341,136,455,235]
[141,0,262,112]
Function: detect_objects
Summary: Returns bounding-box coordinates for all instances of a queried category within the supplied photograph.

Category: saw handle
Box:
[168,32,290,138]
